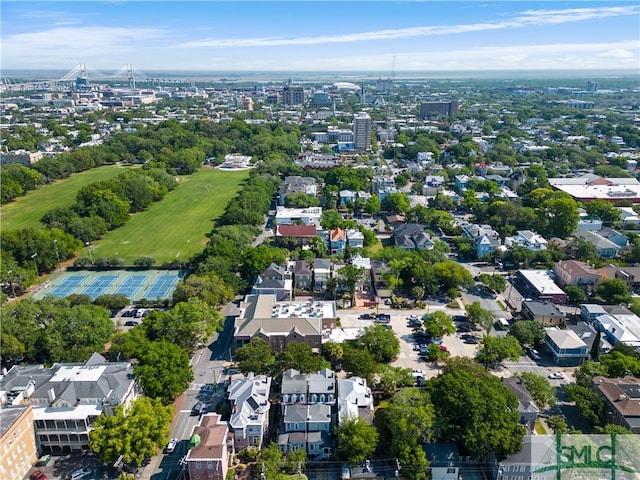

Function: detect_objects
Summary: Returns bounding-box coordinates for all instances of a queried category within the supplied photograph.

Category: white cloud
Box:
[597,49,635,58]
[174,5,639,49]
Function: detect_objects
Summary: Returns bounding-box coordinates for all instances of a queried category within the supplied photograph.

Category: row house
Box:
[185,414,234,480]
[327,228,364,255]
[504,230,548,251]
[251,263,293,301]
[227,373,272,450]
[573,230,623,258]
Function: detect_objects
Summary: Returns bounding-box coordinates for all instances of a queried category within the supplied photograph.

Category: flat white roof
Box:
[50,365,107,383]
[31,404,102,421]
[519,270,565,295]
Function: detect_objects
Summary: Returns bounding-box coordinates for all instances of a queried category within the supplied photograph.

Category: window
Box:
[207,461,213,469]
[447,468,456,474]
[196,461,202,469]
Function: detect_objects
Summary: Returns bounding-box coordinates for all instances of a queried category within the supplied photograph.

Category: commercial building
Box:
[282,85,304,105]
[419,101,459,119]
[0,150,43,166]
[520,300,566,326]
[515,270,567,304]
[352,112,372,151]
[0,406,38,480]
[549,174,640,204]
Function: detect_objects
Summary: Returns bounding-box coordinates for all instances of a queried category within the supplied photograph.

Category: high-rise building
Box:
[282,85,304,105]
[353,112,372,151]
[587,81,599,92]
[419,100,459,119]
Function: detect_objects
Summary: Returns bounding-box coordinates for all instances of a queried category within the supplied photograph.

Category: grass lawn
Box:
[1,165,127,231]
[91,168,249,264]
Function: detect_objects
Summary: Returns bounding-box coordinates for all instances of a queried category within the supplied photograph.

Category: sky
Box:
[1,1,639,74]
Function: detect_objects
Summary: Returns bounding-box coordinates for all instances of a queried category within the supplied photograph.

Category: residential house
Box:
[234,295,335,352]
[493,435,556,480]
[504,230,547,251]
[576,213,603,232]
[0,406,38,480]
[601,263,640,291]
[501,377,539,432]
[461,223,501,259]
[394,224,435,251]
[337,377,373,425]
[275,224,318,247]
[598,227,629,248]
[619,207,640,228]
[329,228,347,255]
[454,175,471,191]
[372,175,396,194]
[371,259,392,300]
[424,444,461,480]
[574,230,621,258]
[278,176,317,206]
[293,260,313,290]
[520,300,565,326]
[313,259,331,292]
[553,259,602,291]
[545,328,589,365]
[339,190,357,206]
[346,229,364,249]
[227,373,272,449]
[251,263,293,301]
[185,413,233,480]
[508,170,526,191]
[592,376,640,433]
[0,353,139,452]
[594,313,640,349]
[423,175,445,196]
[309,369,336,405]
[485,174,510,188]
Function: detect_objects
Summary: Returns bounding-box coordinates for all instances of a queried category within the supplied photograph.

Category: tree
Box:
[93,293,130,311]
[547,415,568,434]
[334,415,379,466]
[260,442,285,480]
[422,311,456,339]
[277,341,329,374]
[564,285,587,305]
[538,195,579,239]
[508,320,546,348]
[382,192,411,214]
[374,365,414,396]
[478,273,507,293]
[134,341,194,404]
[89,397,173,468]
[354,323,400,363]
[433,260,474,290]
[597,278,631,305]
[600,350,640,377]
[476,335,523,368]
[235,338,276,375]
[584,199,621,226]
[564,385,605,426]
[341,346,378,383]
[133,256,156,267]
[520,372,556,408]
[429,361,525,459]
[465,301,494,333]
[335,264,366,307]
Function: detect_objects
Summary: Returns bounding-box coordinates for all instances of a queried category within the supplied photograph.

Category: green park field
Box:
[90,168,249,264]
[1,165,127,231]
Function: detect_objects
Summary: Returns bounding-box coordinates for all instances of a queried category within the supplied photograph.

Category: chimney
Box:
[47,387,56,404]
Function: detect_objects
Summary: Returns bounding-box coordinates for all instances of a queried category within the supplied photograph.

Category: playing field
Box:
[90,167,250,264]
[1,165,128,231]
[33,269,182,301]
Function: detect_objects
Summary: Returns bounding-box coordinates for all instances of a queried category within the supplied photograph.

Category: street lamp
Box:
[31,253,40,286]
[7,269,16,298]
[85,242,93,264]
[53,239,61,271]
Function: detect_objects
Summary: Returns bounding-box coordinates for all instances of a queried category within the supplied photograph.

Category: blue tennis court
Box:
[48,275,89,297]
[143,274,180,299]
[114,275,149,298]
[81,275,119,299]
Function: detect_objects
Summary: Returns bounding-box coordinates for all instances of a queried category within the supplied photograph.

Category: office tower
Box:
[353,112,372,151]
[282,84,304,105]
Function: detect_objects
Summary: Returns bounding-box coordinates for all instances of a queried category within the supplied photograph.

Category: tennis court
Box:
[35,269,182,302]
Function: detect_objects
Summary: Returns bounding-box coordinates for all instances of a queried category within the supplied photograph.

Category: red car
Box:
[31,471,47,480]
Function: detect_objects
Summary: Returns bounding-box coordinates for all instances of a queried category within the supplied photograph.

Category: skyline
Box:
[1,1,640,73]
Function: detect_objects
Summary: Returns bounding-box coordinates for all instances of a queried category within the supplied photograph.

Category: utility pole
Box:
[31,253,40,286]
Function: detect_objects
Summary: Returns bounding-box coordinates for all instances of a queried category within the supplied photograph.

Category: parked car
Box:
[464,337,480,344]
[121,310,133,317]
[35,454,51,466]
[31,471,47,480]
[456,324,472,332]
[124,321,139,327]
[528,348,542,361]
[548,372,564,380]
[408,319,422,328]
[429,337,443,345]
[358,313,372,320]
[71,468,94,480]
[439,345,449,352]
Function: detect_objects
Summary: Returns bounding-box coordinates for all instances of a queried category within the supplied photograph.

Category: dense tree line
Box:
[0,296,115,364]
[0,163,46,203]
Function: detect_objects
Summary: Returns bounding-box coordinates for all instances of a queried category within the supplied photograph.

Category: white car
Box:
[548,372,564,380]
[166,437,178,453]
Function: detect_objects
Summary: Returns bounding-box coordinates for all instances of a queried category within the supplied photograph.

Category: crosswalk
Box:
[188,383,215,392]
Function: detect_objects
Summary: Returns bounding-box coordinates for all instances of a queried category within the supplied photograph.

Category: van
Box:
[497,318,510,329]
